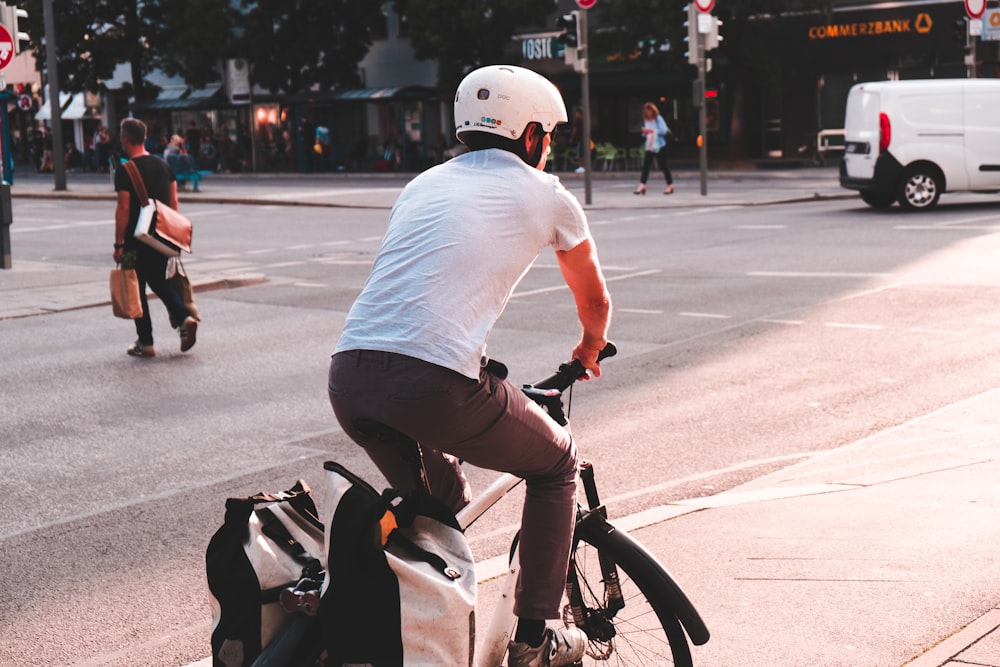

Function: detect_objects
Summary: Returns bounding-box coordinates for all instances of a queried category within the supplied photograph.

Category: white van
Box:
[839,78,1000,210]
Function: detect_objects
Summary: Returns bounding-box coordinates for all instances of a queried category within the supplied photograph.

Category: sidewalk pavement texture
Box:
[7,166,1000,666]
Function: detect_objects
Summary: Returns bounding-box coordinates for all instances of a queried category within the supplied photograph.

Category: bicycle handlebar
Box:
[530,342,618,392]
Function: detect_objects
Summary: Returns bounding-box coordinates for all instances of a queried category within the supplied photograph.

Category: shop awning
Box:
[130,85,225,111]
[289,85,438,104]
[36,93,90,121]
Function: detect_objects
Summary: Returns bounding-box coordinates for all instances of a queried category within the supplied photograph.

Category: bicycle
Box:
[257,342,710,666]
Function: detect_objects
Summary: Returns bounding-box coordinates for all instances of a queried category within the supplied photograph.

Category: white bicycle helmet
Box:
[454,65,568,142]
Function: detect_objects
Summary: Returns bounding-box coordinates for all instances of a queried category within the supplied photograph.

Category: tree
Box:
[144,0,240,90]
[395,0,555,97]
[234,0,385,95]
[21,0,151,97]
[19,0,385,100]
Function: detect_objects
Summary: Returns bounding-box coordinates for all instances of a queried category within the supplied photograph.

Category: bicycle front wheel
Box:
[567,520,704,666]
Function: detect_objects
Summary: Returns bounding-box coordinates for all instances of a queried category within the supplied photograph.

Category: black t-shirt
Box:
[114,154,176,240]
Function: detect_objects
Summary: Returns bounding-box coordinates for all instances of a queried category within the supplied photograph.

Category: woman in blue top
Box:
[634,101,674,195]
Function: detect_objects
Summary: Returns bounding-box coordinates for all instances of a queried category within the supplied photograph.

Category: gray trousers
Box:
[328,349,578,620]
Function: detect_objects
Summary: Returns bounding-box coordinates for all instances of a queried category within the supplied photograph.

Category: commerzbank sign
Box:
[807,12,933,40]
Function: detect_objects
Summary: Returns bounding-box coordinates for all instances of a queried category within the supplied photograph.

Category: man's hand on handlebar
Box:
[572,341,606,379]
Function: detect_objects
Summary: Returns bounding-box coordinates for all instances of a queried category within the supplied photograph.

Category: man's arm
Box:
[556,238,612,377]
[113,191,130,263]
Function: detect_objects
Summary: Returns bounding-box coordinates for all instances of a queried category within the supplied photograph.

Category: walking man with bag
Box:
[113,117,198,357]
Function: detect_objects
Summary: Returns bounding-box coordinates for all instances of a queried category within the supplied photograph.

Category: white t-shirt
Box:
[334,149,591,379]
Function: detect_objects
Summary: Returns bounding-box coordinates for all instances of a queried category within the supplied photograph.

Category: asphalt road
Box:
[2,176,1000,665]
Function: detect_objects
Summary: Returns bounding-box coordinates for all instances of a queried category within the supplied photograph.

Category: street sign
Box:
[575,0,597,8]
[0,23,13,70]
[17,93,30,111]
[965,0,985,19]
[694,0,715,13]
[984,8,1000,40]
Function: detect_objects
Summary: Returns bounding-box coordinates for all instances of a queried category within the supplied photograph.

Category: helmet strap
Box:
[520,123,546,169]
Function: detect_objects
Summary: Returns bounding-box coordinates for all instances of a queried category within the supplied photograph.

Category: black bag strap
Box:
[223,480,321,534]
[256,507,322,574]
[122,160,150,206]
[385,530,461,581]
[255,506,324,604]
[377,492,463,581]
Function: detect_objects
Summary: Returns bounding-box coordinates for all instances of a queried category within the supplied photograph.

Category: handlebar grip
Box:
[531,342,618,391]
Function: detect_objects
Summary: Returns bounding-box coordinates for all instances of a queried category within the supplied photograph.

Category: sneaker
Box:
[127,341,155,357]
[507,626,587,667]
[179,316,198,352]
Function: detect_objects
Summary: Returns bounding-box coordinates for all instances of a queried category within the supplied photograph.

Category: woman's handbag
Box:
[166,256,200,326]
[109,264,143,319]
[123,160,192,256]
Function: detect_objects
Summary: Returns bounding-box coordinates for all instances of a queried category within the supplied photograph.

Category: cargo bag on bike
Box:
[319,461,477,666]
[205,480,326,667]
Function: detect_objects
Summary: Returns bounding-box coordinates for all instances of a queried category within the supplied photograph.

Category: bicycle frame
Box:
[455,471,524,666]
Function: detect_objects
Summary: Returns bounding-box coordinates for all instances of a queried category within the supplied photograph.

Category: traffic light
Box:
[953,18,969,45]
[556,11,580,49]
[0,2,28,54]
[705,16,722,51]
[684,4,699,64]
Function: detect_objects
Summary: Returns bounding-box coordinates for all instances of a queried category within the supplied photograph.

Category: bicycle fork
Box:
[565,460,625,640]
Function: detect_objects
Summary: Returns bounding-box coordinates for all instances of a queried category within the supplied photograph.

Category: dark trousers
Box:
[328,349,578,620]
[133,245,191,346]
[640,146,673,185]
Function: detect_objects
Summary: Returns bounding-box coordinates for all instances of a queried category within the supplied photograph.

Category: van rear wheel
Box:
[860,190,895,209]
[897,166,942,211]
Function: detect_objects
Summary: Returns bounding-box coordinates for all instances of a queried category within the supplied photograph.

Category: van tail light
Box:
[878,112,891,154]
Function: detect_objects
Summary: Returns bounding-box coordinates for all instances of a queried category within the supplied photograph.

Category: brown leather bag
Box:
[123,160,192,255]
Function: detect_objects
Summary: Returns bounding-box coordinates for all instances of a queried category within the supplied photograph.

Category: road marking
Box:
[512,269,659,298]
[263,261,306,268]
[905,327,966,336]
[680,312,731,319]
[895,213,1000,230]
[749,271,895,278]
[761,318,805,325]
[825,322,885,330]
[12,220,107,232]
[264,187,401,200]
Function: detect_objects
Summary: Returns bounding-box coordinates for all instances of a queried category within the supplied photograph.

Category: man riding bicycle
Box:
[328,64,612,667]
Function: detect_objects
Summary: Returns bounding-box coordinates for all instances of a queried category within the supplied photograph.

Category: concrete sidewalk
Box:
[617,387,1000,666]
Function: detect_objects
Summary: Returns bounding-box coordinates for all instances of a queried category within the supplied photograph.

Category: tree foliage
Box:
[395,0,555,97]
[19,0,384,99]
[21,0,145,95]
[234,0,384,95]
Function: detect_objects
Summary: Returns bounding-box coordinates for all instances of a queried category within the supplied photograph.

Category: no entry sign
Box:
[966,0,986,19]
[0,24,14,71]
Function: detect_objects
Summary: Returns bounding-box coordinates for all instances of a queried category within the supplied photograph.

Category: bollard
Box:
[0,183,11,269]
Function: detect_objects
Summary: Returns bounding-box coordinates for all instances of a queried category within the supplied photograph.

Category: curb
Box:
[0,273,267,321]
[904,608,1000,667]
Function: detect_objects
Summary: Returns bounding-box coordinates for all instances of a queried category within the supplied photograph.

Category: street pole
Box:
[697,17,708,196]
[42,0,66,191]
[579,9,592,205]
[697,49,707,196]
